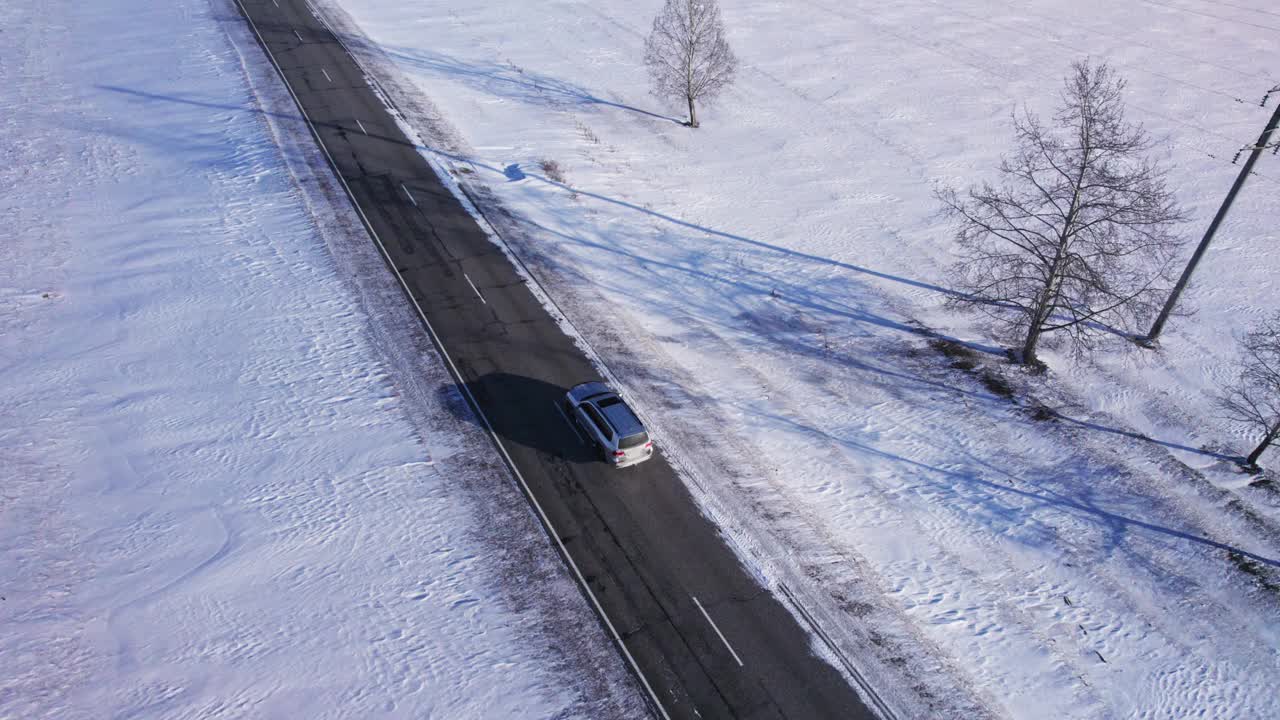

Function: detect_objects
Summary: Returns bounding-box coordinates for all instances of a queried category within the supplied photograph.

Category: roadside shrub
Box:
[539,159,567,184]
[928,338,979,370]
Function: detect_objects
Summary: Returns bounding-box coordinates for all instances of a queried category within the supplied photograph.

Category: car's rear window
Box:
[596,396,646,440]
[620,432,649,449]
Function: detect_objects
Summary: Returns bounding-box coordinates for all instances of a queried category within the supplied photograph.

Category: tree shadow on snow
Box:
[1041,410,1243,464]
[93,82,974,322]
[379,46,685,126]
[749,406,1280,569]
[448,152,980,308]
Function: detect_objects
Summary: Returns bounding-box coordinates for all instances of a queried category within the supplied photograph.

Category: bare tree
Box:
[1219,314,1280,470]
[644,0,737,128]
[938,60,1186,366]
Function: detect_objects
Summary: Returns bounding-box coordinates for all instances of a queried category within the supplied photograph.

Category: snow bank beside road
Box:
[319,0,1280,717]
[0,0,644,717]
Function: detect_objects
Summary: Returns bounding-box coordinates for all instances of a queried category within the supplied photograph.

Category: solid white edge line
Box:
[354,118,368,135]
[777,583,897,719]
[322,67,332,83]
[401,183,417,206]
[463,273,486,304]
[692,595,745,667]
[555,402,586,445]
[235,4,673,719]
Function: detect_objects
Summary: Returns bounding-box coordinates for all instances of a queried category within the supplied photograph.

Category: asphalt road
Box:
[234,2,879,718]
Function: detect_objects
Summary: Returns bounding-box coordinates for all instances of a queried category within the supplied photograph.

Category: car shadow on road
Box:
[439,372,601,465]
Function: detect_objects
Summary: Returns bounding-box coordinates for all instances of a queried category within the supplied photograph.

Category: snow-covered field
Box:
[0,0,646,717]
[314,0,1280,717]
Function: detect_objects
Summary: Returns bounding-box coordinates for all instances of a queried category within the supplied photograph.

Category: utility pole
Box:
[1144,87,1280,344]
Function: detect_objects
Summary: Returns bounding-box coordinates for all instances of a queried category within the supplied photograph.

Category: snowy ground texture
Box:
[314,0,1280,717]
[0,0,647,717]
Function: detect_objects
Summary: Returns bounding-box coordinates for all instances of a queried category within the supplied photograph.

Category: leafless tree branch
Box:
[937,60,1187,366]
[644,0,737,128]
[1218,313,1280,469]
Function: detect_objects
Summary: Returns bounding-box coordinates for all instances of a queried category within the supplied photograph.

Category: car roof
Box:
[568,381,612,402]
[597,398,646,438]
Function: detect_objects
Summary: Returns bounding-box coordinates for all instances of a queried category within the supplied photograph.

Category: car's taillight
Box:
[644,441,653,448]
[613,450,626,457]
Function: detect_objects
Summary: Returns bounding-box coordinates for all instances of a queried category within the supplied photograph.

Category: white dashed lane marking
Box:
[464,273,486,304]
[692,595,744,667]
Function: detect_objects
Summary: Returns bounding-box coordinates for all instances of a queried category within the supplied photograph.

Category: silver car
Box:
[565,381,655,468]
